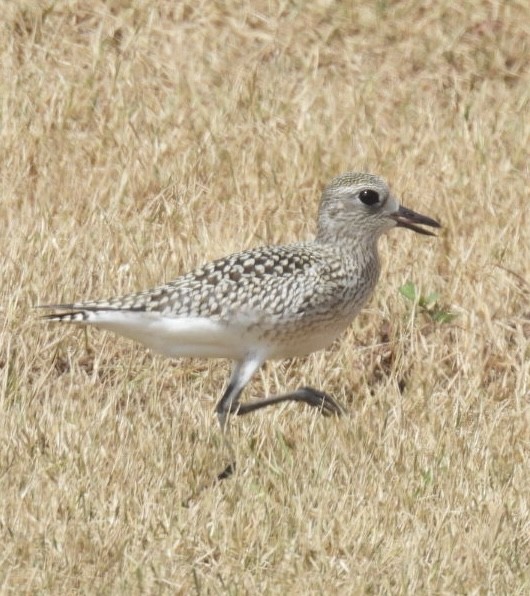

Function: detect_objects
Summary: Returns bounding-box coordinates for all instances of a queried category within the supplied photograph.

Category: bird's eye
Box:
[359,189,380,206]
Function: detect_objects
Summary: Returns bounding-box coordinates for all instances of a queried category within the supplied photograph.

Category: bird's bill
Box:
[391,205,441,236]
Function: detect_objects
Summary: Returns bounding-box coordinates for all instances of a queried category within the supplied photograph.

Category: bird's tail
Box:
[37,305,89,323]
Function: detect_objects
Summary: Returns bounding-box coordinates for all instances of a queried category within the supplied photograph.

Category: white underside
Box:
[69,309,349,362]
[81,311,260,360]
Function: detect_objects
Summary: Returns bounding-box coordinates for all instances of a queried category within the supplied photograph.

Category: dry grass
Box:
[1,1,529,593]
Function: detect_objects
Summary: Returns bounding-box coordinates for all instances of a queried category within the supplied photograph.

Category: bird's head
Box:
[316,172,441,244]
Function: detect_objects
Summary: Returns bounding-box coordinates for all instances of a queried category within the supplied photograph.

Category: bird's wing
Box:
[39,243,345,326]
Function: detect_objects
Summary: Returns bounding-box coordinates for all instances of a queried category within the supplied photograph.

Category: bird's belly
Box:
[91,312,253,360]
[264,288,372,359]
[263,316,353,359]
[87,298,363,362]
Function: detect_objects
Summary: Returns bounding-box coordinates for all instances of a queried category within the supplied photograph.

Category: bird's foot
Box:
[297,386,346,417]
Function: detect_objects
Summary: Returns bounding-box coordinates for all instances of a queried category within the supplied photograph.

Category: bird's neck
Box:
[314,230,381,254]
[314,232,382,278]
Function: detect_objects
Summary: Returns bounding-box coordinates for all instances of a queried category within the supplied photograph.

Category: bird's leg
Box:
[214,380,241,480]
[215,387,344,480]
[214,357,263,480]
[232,386,345,417]
[214,358,345,481]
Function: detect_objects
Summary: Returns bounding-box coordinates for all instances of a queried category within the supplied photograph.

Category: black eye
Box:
[359,189,380,206]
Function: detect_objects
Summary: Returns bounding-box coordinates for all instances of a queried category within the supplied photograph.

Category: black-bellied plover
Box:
[41,172,440,474]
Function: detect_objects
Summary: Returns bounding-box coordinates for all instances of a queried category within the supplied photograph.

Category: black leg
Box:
[215,380,244,431]
[213,358,345,483]
[229,386,345,417]
[213,360,257,482]
[215,358,262,432]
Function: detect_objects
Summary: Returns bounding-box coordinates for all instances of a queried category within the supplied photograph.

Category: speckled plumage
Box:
[41,171,440,473]
[47,241,379,357]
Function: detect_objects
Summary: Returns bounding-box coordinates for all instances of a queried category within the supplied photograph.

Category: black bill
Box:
[391,205,441,236]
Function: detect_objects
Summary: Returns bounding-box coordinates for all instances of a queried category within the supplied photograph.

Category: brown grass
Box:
[1,1,529,593]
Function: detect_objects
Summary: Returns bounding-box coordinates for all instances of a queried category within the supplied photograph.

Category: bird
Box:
[40,172,440,476]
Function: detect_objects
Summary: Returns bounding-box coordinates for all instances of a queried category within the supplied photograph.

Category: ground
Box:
[1,1,529,593]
